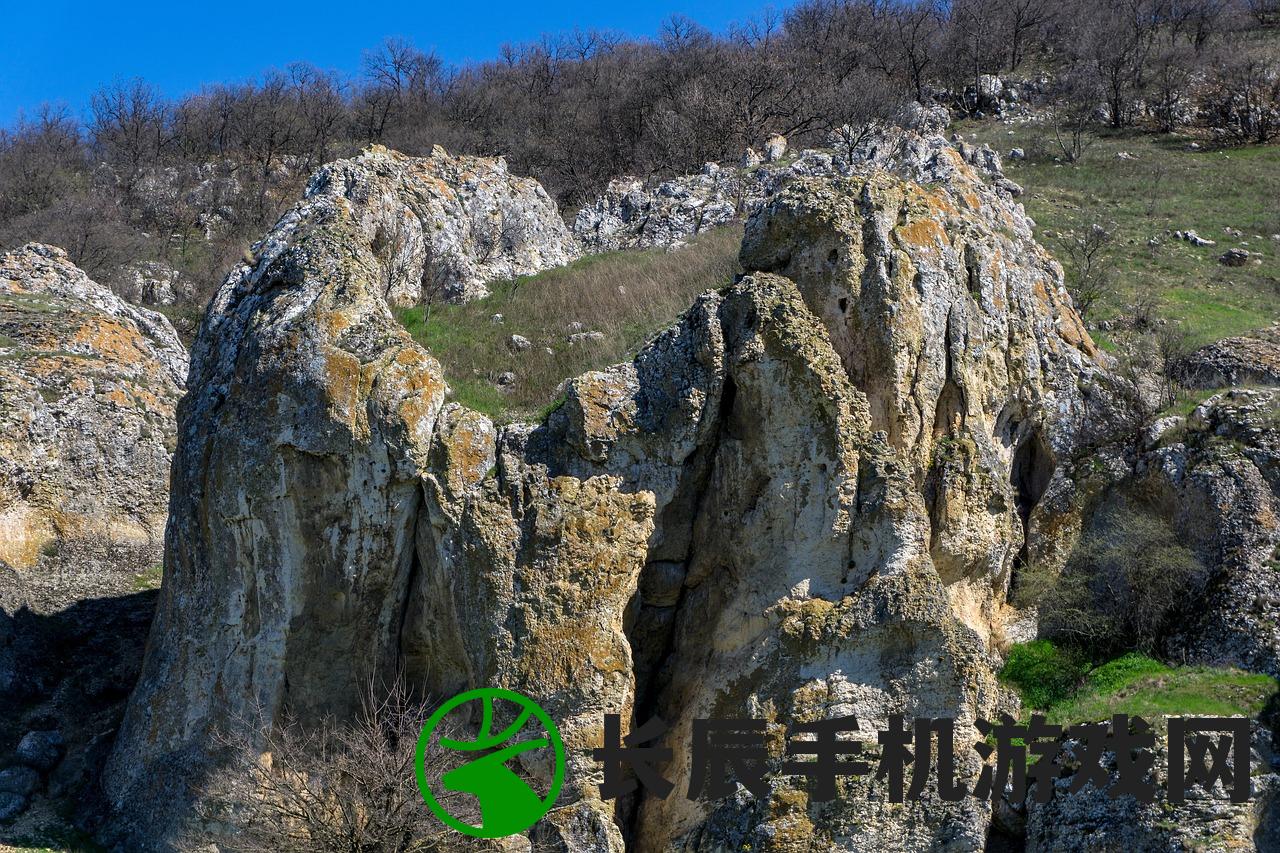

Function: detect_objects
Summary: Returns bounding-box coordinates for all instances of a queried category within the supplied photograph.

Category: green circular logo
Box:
[415,687,565,838]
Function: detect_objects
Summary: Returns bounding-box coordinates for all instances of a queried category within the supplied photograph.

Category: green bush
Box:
[999,640,1089,710]
[1000,643,1277,726]
[1082,652,1170,695]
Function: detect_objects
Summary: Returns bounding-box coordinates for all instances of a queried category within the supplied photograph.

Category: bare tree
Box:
[1063,221,1116,320]
[1203,46,1280,144]
[1050,67,1102,162]
[89,78,170,203]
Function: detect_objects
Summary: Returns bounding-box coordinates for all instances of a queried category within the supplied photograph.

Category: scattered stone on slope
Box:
[103,128,1114,851]
[1220,247,1251,266]
[302,144,579,303]
[1175,228,1217,247]
[0,243,187,569]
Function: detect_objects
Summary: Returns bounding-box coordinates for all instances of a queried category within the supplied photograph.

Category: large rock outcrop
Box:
[104,132,1108,850]
[0,243,187,569]
[300,144,579,304]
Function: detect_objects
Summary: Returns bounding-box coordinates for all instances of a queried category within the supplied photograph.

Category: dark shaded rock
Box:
[0,766,39,796]
[16,730,64,772]
[0,791,28,822]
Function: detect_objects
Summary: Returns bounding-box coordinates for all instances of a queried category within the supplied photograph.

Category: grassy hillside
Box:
[395,226,741,421]
[957,122,1280,348]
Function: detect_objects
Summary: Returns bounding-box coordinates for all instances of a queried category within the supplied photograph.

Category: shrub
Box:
[199,679,476,853]
[999,639,1090,710]
[1036,501,1206,656]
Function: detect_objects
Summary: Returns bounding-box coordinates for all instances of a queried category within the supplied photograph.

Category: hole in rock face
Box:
[1010,430,1054,569]
[838,297,849,312]
[828,248,839,265]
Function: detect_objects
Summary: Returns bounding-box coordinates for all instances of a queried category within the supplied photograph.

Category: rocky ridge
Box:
[572,129,1019,255]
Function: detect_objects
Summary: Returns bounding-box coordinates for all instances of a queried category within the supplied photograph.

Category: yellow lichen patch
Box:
[0,505,53,569]
[103,388,133,409]
[320,310,355,340]
[760,786,818,853]
[1030,277,1100,358]
[895,215,948,251]
[69,316,149,365]
[440,411,495,493]
[775,596,839,651]
[322,348,368,430]
[516,620,631,684]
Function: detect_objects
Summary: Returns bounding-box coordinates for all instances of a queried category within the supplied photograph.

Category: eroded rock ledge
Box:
[103,132,1114,851]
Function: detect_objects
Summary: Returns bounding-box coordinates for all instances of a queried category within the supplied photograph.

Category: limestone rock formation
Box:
[104,132,1109,850]
[0,243,187,569]
[572,130,1026,253]
[300,144,579,304]
[1150,389,1280,672]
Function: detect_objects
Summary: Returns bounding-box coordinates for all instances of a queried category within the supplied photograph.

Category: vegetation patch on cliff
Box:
[395,226,740,420]
[1002,641,1278,725]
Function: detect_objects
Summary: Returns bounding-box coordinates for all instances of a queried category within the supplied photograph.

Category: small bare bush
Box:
[198,679,478,853]
[1063,221,1116,320]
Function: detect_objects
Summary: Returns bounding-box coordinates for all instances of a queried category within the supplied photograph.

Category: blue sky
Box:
[0,0,779,127]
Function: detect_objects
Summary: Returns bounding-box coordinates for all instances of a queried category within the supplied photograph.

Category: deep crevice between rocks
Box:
[618,370,736,848]
[1010,428,1054,573]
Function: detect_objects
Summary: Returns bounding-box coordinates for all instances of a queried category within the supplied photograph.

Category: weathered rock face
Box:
[301,144,579,304]
[118,261,191,306]
[1025,720,1280,852]
[1033,385,1280,681]
[1148,390,1280,673]
[0,244,187,569]
[1177,323,1280,388]
[104,133,1107,850]
[572,130,1025,253]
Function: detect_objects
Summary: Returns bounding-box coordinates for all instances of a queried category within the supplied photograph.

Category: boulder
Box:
[118,260,188,306]
[1219,247,1250,266]
[0,766,39,796]
[0,792,27,823]
[0,243,187,568]
[1176,326,1280,388]
[16,729,64,772]
[1175,229,1216,247]
[899,101,951,134]
[763,133,788,162]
